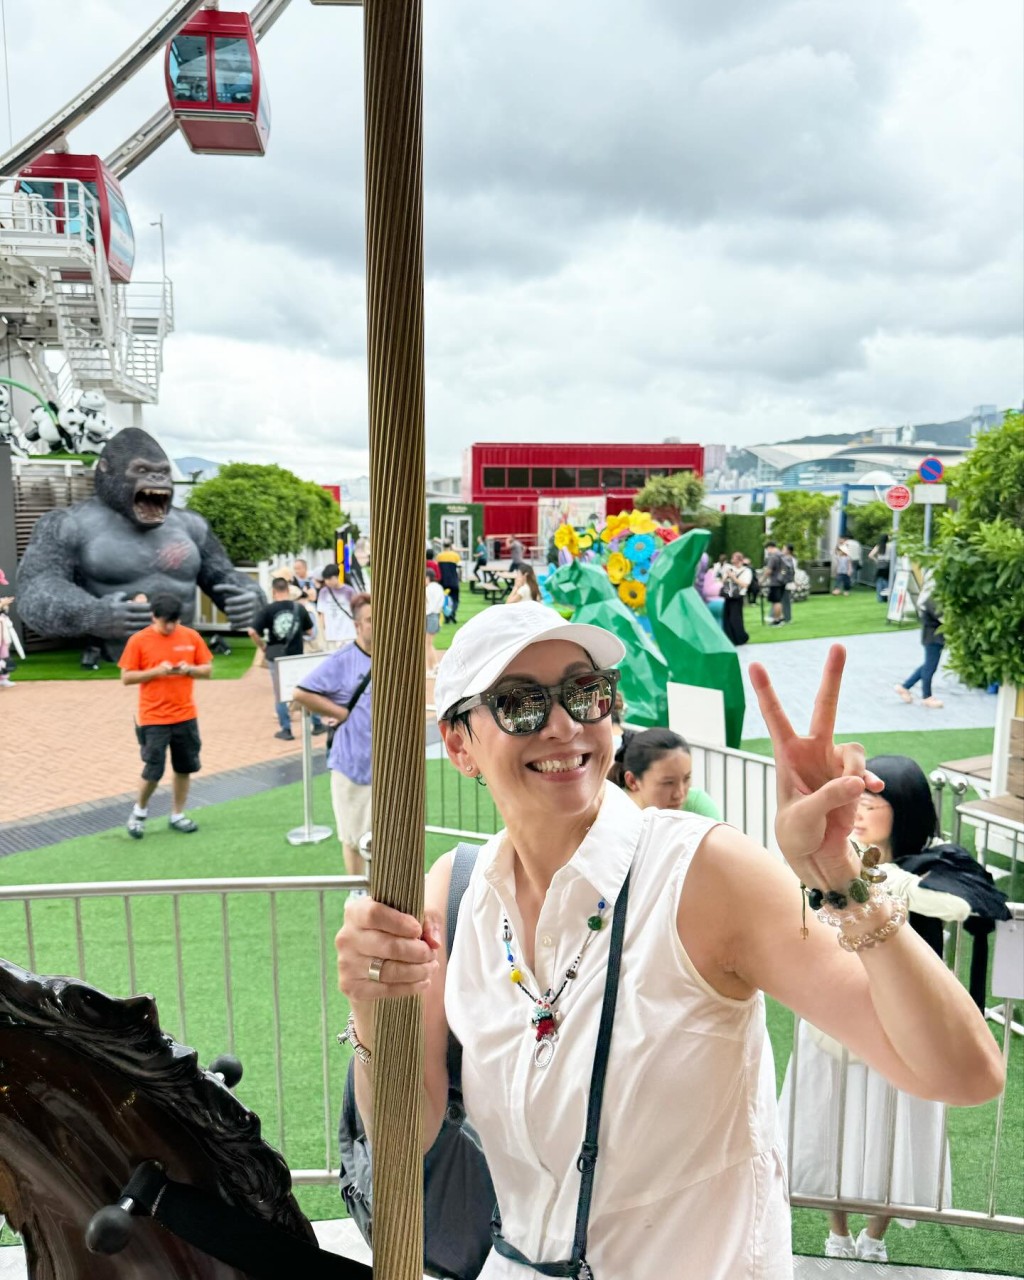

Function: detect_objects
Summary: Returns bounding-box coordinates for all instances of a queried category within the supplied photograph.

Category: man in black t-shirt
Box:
[249,577,326,740]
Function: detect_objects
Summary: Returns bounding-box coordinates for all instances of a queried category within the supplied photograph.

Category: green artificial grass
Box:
[1,741,1021,1271]
[14,637,259,682]
[745,589,916,644]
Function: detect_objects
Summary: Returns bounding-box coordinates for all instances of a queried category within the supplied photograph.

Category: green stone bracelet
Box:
[799,843,887,938]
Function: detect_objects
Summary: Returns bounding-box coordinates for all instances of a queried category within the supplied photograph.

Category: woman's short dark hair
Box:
[866,754,938,860]
[609,728,691,787]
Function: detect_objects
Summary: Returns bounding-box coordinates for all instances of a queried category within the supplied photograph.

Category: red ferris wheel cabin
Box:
[464,442,704,553]
[17,153,135,284]
[165,9,270,156]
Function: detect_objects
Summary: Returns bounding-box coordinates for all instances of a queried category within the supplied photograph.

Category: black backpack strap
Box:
[445,842,481,1101]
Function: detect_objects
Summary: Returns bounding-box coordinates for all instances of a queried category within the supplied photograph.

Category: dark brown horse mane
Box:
[0,955,311,1240]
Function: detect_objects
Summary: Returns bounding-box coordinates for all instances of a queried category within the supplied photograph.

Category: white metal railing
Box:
[687,738,780,854]
[0,868,1019,1236]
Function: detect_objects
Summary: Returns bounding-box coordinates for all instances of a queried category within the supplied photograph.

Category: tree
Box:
[186,462,344,565]
[844,501,892,552]
[635,471,715,528]
[767,491,836,563]
[932,411,1024,688]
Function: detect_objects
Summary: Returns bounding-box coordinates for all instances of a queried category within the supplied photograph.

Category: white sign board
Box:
[913,484,948,504]
[537,496,606,549]
[272,650,336,703]
[667,682,727,748]
[886,568,914,624]
[992,915,1024,1001]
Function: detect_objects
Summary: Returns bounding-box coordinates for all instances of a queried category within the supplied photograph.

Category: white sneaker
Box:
[855,1229,888,1262]
[824,1232,856,1259]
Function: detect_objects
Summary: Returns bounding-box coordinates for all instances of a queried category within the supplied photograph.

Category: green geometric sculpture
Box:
[645,529,746,748]
[546,560,669,727]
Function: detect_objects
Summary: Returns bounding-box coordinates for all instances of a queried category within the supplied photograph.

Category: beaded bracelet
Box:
[799,843,887,939]
[838,896,908,952]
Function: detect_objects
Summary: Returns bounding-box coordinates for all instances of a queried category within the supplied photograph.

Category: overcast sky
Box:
[3,0,1021,481]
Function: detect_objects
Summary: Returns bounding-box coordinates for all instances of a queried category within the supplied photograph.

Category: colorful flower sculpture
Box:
[552,508,676,630]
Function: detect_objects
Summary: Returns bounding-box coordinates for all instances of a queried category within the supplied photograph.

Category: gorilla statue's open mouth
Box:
[133,487,172,525]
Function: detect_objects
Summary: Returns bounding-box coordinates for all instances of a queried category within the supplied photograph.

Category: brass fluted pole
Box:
[363,0,426,1277]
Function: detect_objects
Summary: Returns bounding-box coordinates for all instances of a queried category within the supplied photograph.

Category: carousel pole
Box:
[362,0,427,1277]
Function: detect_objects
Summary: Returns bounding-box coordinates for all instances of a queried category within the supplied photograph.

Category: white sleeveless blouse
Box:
[446,783,792,1280]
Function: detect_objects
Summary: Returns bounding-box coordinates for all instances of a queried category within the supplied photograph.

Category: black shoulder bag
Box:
[338,843,495,1280]
[490,862,633,1280]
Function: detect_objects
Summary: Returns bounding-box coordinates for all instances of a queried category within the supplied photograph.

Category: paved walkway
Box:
[738,630,998,741]
[0,663,441,830]
[0,635,997,839]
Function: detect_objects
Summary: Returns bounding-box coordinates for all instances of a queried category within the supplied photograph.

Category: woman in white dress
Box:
[779,754,977,1262]
[335,606,1002,1279]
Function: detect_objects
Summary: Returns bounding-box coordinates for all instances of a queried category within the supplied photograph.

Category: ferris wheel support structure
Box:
[0,0,209,179]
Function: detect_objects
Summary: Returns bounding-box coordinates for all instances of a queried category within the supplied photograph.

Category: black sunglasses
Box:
[453,668,621,736]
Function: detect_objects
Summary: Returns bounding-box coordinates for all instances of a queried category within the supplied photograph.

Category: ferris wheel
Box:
[0,0,338,430]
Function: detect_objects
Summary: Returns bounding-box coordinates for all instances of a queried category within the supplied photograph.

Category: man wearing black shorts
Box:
[118,593,213,838]
[762,541,786,626]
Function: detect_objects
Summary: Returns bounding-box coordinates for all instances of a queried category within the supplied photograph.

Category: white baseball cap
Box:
[434,602,625,722]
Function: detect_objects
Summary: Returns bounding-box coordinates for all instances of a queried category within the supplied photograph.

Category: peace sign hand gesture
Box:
[748,644,884,888]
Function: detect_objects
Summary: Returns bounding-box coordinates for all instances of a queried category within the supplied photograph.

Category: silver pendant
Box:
[533,1034,557,1068]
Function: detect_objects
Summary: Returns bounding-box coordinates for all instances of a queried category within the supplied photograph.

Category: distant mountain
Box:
[175,456,222,481]
[780,416,976,449]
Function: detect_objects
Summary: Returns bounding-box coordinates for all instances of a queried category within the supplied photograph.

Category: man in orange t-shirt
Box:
[118,592,213,839]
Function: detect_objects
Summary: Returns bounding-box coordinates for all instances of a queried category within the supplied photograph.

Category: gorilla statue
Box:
[17,427,265,657]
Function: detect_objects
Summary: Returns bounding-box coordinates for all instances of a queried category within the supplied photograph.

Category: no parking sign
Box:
[918,456,944,483]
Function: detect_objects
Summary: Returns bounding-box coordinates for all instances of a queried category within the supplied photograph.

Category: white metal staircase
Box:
[0,182,173,405]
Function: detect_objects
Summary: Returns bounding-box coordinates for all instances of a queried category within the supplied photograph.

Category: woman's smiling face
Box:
[440,639,614,825]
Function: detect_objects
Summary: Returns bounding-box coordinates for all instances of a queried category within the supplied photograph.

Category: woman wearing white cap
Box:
[335,603,1001,1279]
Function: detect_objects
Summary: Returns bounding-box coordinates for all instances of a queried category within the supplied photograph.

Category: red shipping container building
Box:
[463,442,704,555]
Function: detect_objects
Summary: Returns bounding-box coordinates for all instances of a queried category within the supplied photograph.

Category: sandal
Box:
[894,685,913,703]
[921,696,944,708]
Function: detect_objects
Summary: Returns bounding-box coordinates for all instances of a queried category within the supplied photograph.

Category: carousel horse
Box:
[0,958,369,1279]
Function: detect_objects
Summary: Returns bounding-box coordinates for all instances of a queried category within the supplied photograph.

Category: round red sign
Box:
[885,484,913,511]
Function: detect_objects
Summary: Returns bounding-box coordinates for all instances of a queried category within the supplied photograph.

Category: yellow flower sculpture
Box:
[554,523,579,556]
[618,579,647,610]
[606,551,629,584]
[628,510,657,535]
[601,513,630,543]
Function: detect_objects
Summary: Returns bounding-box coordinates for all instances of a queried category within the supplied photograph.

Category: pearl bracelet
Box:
[838,896,908,952]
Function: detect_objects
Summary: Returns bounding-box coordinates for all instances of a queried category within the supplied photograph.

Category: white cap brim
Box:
[434,604,626,722]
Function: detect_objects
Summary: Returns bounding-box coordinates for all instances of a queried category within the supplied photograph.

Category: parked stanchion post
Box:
[271,652,334,848]
[287,707,332,847]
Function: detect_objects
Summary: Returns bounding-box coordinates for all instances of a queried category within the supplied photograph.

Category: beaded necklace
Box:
[501,898,607,1068]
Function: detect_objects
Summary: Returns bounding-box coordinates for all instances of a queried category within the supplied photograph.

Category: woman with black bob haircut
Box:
[608,727,721,818]
[781,752,1009,1264]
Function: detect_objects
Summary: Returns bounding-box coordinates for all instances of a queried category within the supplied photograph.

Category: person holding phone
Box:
[118,593,212,839]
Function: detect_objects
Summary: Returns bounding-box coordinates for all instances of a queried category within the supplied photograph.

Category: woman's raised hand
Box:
[335,896,442,1001]
[748,644,884,885]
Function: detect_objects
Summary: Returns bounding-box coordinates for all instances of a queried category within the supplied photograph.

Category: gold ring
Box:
[367,957,385,984]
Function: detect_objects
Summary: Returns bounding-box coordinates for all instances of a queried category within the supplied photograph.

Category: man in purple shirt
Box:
[293,594,372,885]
